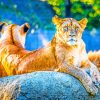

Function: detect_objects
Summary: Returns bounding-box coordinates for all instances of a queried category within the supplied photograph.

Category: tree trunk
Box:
[65,0,71,17]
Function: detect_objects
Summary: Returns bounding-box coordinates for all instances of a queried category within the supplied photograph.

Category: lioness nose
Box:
[69,31,76,37]
[69,34,76,37]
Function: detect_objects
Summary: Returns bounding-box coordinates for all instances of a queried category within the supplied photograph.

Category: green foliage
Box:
[47,0,65,17]
[71,0,100,30]
[47,0,100,30]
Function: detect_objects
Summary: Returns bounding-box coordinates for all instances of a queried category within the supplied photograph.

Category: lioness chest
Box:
[56,44,82,67]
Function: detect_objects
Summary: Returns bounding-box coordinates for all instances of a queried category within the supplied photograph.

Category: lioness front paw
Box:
[87,82,98,96]
[92,74,100,88]
[89,62,100,88]
[90,70,100,88]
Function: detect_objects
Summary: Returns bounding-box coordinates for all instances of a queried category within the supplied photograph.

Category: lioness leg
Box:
[88,61,100,87]
[0,63,7,77]
[55,64,98,95]
[81,60,100,88]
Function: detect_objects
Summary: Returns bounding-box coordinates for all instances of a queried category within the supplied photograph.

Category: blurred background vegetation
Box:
[48,0,100,30]
[0,0,100,51]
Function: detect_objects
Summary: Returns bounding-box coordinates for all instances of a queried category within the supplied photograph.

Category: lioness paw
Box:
[92,73,100,88]
[88,82,98,96]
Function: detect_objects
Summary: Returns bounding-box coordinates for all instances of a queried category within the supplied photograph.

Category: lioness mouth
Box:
[68,38,77,42]
[70,39,76,41]
[67,38,77,45]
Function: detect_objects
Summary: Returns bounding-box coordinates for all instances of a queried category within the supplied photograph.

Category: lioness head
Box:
[0,22,30,48]
[52,15,88,46]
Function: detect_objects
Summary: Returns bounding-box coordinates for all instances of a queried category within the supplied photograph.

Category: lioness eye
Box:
[63,27,68,32]
[75,27,78,31]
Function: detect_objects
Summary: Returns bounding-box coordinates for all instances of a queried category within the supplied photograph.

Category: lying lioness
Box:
[0,16,100,95]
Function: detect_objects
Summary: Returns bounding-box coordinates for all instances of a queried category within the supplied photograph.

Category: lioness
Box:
[0,16,100,95]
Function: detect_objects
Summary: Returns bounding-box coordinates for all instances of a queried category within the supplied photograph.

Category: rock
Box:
[0,71,100,100]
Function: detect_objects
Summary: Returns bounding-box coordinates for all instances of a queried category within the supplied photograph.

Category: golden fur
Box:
[0,16,100,95]
[88,51,100,71]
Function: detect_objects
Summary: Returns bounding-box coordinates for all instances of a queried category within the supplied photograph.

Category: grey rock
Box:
[0,71,100,100]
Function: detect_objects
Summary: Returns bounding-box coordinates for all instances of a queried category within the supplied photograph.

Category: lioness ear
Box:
[21,23,30,33]
[52,15,62,25]
[0,22,8,32]
[79,18,88,29]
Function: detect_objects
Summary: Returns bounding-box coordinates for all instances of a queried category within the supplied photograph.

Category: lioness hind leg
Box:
[55,65,98,95]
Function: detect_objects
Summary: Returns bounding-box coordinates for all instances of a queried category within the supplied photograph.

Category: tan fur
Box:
[0,16,100,95]
[88,51,100,71]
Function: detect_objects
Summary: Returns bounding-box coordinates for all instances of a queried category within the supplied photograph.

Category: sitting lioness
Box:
[0,16,100,95]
